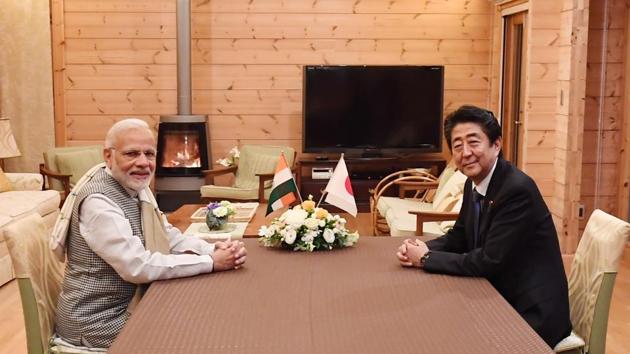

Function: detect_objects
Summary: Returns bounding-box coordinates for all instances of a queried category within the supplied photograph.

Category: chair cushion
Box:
[376,196,432,218]
[43,145,103,191]
[432,170,466,211]
[233,145,295,189]
[432,164,456,200]
[385,205,444,235]
[0,168,12,192]
[5,172,43,191]
[385,208,445,237]
[567,209,630,347]
[55,149,102,185]
[5,213,64,353]
[0,190,60,219]
[553,331,585,352]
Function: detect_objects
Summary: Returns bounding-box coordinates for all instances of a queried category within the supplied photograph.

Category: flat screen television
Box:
[303,65,444,156]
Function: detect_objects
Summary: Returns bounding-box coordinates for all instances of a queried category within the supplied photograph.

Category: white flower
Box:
[284,228,297,245]
[344,231,359,246]
[323,228,335,243]
[212,206,228,217]
[229,146,240,158]
[283,208,308,228]
[258,225,269,237]
[216,158,232,167]
[304,217,320,230]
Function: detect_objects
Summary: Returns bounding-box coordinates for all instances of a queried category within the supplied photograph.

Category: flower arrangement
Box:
[258,196,359,251]
[205,200,236,230]
[216,146,240,167]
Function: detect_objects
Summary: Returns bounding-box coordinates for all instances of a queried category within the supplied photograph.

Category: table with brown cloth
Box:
[109,238,553,354]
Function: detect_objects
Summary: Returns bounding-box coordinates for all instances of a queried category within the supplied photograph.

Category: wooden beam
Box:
[618,6,630,221]
[50,0,67,146]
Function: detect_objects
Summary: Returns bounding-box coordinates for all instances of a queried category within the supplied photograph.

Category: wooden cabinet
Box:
[296,157,446,212]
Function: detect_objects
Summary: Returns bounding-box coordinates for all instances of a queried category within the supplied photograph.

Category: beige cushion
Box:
[5,173,43,191]
[0,168,12,192]
[233,145,295,189]
[432,170,466,211]
[377,196,432,218]
[55,149,103,185]
[432,164,456,200]
[43,145,103,191]
[5,213,64,352]
[386,209,446,237]
[0,190,60,219]
[567,209,630,348]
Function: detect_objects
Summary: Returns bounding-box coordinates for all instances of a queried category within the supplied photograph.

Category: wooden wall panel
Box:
[65,0,492,14]
[53,0,494,167]
[581,0,629,230]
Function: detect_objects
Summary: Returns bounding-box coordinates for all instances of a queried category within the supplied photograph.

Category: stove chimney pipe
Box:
[176,0,192,115]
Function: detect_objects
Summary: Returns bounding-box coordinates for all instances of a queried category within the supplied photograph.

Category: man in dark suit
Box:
[396,105,572,348]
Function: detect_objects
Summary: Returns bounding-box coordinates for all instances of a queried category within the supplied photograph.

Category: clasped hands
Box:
[212,240,247,271]
[396,238,429,268]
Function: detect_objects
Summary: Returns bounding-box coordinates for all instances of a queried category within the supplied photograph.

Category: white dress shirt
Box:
[79,192,216,284]
[471,157,498,197]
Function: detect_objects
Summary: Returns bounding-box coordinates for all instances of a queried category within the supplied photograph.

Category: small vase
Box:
[206,213,228,231]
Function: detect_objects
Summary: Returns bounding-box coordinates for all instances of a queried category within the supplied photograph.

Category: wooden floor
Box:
[1,229,629,353]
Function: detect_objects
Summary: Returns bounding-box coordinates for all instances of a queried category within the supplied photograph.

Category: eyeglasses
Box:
[109,148,157,161]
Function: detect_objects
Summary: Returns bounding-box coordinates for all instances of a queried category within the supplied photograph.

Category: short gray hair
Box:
[104,118,152,148]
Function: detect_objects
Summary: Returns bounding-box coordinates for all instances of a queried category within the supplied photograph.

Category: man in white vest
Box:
[54,119,247,349]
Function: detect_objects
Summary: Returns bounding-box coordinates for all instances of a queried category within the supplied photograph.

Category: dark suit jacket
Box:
[424,158,571,347]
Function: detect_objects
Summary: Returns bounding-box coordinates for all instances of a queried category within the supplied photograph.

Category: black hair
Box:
[443,105,502,151]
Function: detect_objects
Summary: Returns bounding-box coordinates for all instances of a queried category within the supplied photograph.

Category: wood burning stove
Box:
[156,118,209,176]
[154,0,211,211]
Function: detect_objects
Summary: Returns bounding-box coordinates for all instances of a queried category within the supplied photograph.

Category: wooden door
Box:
[501,11,527,168]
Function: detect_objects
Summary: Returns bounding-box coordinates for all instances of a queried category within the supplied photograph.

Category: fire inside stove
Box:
[159,130,202,168]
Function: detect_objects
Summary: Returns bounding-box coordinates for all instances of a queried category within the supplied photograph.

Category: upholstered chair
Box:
[39,145,103,203]
[370,162,466,237]
[200,145,296,203]
[554,209,630,354]
[5,213,106,354]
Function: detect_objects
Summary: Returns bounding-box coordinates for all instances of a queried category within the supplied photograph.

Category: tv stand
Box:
[296,156,446,213]
[360,148,383,158]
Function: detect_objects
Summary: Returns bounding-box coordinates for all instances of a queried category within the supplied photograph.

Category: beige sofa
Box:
[0,172,60,286]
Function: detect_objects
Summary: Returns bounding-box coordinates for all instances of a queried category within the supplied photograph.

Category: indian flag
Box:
[266,153,298,215]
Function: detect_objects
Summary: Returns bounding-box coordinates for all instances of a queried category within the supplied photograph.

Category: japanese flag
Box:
[324,155,357,217]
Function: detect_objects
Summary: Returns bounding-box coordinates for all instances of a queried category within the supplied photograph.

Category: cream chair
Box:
[370,163,466,237]
[39,145,103,203]
[554,209,630,354]
[201,145,296,202]
[5,213,103,354]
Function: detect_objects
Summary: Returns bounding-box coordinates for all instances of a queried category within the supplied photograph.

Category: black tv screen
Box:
[303,65,444,155]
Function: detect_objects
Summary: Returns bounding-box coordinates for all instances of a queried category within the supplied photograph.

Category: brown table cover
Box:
[109,238,553,354]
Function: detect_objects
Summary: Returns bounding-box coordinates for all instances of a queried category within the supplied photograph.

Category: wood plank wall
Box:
[488,1,563,237]
[581,0,629,230]
[54,0,493,164]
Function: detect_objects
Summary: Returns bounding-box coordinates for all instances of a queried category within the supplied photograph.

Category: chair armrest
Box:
[395,180,439,199]
[202,165,238,184]
[6,173,44,191]
[39,164,71,196]
[409,210,459,236]
[255,173,275,202]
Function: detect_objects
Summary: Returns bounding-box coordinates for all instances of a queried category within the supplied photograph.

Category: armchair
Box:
[200,145,296,203]
[39,145,103,202]
[554,209,630,354]
[5,213,104,354]
[370,163,466,237]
